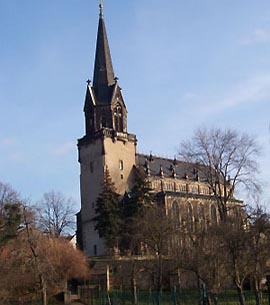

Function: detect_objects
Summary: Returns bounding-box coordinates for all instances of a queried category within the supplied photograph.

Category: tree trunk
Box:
[206,295,212,305]
[235,284,246,305]
[177,268,181,291]
[212,294,218,305]
[131,262,137,305]
[23,208,47,305]
[41,276,47,305]
[253,276,262,305]
[232,257,246,305]
[157,254,163,296]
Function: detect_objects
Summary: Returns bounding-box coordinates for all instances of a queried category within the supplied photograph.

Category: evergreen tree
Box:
[93,167,121,252]
[0,203,22,245]
[0,182,22,246]
[120,167,156,254]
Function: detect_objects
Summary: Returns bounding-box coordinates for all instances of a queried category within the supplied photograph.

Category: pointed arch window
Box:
[198,203,205,220]
[172,201,180,227]
[113,103,123,132]
[211,205,217,223]
[188,203,194,230]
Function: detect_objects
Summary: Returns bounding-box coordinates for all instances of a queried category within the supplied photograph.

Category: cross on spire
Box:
[99,0,104,17]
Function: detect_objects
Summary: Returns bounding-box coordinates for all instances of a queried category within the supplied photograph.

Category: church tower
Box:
[77,3,137,257]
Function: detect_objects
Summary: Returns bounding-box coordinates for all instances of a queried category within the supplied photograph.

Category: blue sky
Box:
[0,0,269,209]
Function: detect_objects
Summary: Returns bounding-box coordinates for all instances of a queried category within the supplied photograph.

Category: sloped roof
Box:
[93,9,116,104]
[136,153,208,182]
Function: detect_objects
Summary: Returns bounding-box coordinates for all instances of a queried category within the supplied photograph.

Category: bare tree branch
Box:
[179,127,261,221]
[37,191,76,237]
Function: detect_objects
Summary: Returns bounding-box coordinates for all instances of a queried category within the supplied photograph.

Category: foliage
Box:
[93,167,121,251]
[0,182,22,246]
[0,210,89,305]
[120,168,156,254]
[123,167,155,216]
[0,182,90,305]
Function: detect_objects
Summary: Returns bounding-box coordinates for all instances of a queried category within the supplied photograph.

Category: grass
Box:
[82,289,270,305]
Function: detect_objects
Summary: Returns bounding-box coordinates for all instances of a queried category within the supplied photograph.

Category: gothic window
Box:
[172,201,180,227]
[211,205,217,223]
[198,203,205,220]
[188,203,193,226]
[113,103,123,132]
[86,113,94,134]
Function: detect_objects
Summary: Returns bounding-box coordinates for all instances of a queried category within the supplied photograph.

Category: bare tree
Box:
[247,205,270,305]
[38,191,76,237]
[136,206,175,295]
[173,215,226,305]
[216,215,251,305]
[23,205,49,305]
[0,204,89,305]
[179,128,260,221]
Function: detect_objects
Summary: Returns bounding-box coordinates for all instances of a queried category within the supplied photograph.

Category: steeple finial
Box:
[99,0,104,18]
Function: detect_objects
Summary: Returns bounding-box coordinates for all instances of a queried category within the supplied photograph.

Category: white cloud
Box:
[0,137,16,147]
[241,28,270,45]
[182,92,200,101]
[201,74,270,115]
[51,141,74,157]
[8,152,25,163]
[167,74,270,134]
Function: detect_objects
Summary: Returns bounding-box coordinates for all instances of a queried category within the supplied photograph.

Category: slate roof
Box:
[136,153,208,182]
[93,7,116,104]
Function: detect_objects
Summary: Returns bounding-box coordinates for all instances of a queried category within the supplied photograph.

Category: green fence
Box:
[78,287,270,305]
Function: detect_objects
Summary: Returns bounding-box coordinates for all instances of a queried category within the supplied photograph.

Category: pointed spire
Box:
[93,1,115,104]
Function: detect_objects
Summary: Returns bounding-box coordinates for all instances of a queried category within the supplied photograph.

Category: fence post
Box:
[156,289,162,305]
[78,286,81,300]
[148,287,152,305]
[102,291,106,305]
[173,286,177,305]
[202,283,207,305]
[64,291,71,305]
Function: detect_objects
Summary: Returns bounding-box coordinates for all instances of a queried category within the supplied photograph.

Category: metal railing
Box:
[77,286,270,305]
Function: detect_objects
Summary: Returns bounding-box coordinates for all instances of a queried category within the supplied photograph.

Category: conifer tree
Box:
[93,167,121,251]
[0,182,22,246]
[120,167,156,254]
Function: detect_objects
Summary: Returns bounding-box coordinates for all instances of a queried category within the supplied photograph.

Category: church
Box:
[76,3,241,258]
